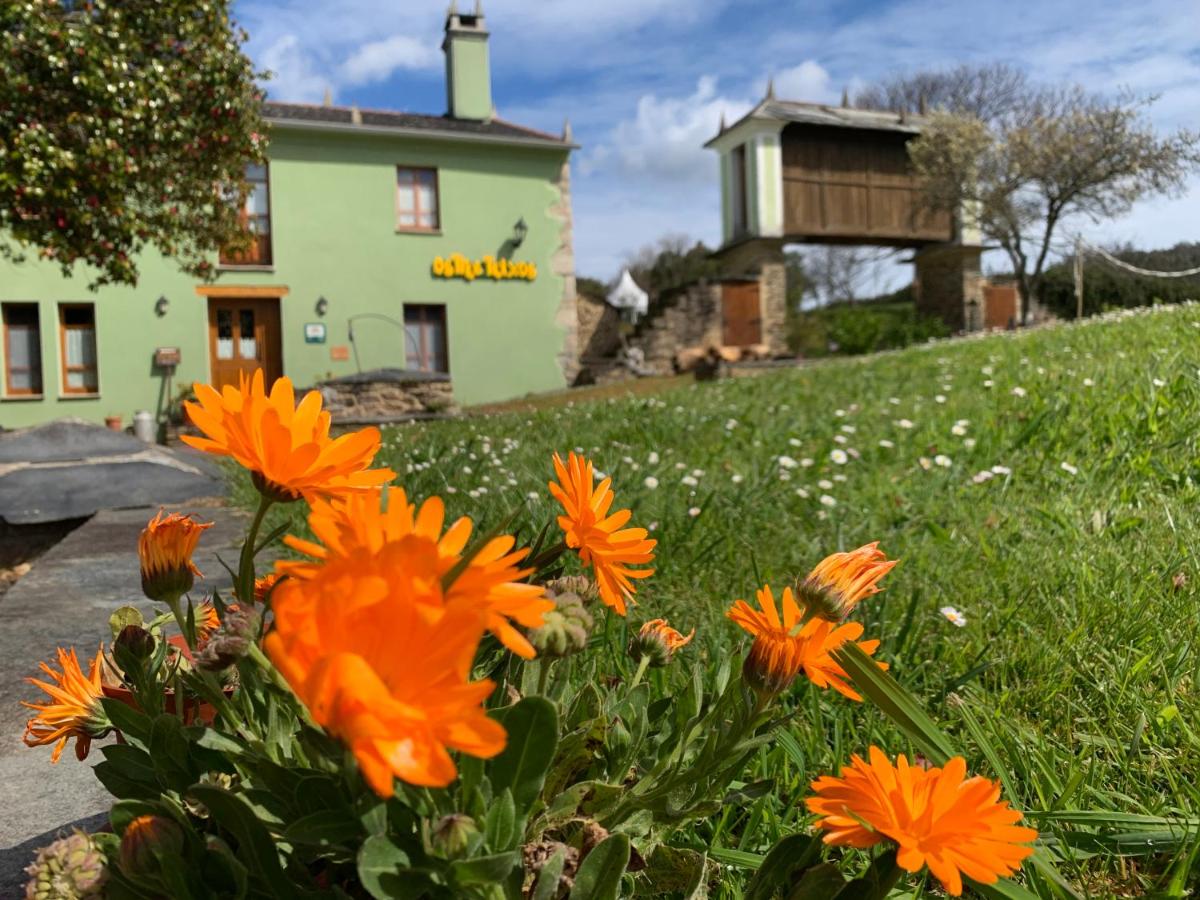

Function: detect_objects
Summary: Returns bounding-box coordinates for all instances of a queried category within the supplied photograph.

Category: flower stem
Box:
[536,658,553,696]
[238,494,274,606]
[628,654,651,690]
[246,643,316,728]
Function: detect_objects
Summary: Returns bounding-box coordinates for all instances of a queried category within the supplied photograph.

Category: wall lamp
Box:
[512,217,528,248]
[154,295,170,317]
[315,295,329,317]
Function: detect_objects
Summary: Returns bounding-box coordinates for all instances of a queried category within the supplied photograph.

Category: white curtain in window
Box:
[6,325,38,390]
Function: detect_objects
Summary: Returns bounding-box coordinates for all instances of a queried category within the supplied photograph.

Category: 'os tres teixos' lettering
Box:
[431,253,537,282]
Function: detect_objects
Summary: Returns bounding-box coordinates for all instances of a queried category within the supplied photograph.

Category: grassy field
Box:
[239,303,1200,897]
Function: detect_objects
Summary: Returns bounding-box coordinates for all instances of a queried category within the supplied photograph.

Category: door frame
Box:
[195,285,288,387]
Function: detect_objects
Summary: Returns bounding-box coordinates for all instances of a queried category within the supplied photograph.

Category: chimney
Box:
[443,0,492,121]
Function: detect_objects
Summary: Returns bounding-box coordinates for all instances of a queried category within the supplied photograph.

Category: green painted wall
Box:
[446,35,492,121]
[744,140,760,237]
[0,126,572,429]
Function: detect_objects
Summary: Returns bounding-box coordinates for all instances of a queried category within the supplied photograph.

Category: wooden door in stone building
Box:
[721,281,762,346]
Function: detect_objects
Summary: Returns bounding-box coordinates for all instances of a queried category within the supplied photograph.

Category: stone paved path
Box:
[0,502,257,895]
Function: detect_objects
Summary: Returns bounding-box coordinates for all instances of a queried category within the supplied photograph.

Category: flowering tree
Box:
[906,86,1200,325]
[0,0,267,287]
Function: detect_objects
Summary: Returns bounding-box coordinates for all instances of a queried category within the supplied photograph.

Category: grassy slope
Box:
[248,303,1200,896]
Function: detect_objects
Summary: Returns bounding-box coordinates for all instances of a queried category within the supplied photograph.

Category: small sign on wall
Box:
[304,323,327,344]
[154,347,181,367]
[330,345,350,361]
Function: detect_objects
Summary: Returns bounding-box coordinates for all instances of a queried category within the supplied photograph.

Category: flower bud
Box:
[742,636,800,700]
[529,591,593,658]
[431,814,478,859]
[24,831,107,899]
[196,608,260,672]
[545,575,599,604]
[138,511,211,603]
[114,624,156,662]
[119,815,185,878]
[794,542,896,622]
[628,618,694,668]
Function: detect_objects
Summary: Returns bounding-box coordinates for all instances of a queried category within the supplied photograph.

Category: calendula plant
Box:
[21,369,1049,899]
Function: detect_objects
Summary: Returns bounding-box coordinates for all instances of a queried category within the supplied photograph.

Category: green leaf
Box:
[283,809,363,847]
[449,851,521,886]
[93,761,160,801]
[358,834,428,900]
[785,862,848,899]
[109,605,144,638]
[109,799,166,833]
[101,697,154,746]
[834,643,958,764]
[149,713,195,792]
[186,785,296,898]
[531,846,568,900]
[100,745,160,787]
[708,847,764,870]
[488,696,558,815]
[569,833,630,900]
[745,833,822,900]
[485,787,518,851]
[201,836,249,900]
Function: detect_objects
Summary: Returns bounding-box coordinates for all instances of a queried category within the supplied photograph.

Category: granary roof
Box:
[705,97,926,148]
[263,101,576,150]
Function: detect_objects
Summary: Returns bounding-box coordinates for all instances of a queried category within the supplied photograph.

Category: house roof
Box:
[705,98,925,148]
[263,101,576,150]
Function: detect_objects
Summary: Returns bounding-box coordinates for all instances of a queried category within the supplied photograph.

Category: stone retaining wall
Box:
[315,369,455,421]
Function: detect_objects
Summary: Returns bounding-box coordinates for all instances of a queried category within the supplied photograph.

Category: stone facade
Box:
[550,150,580,384]
[576,292,624,362]
[912,244,985,332]
[316,369,455,422]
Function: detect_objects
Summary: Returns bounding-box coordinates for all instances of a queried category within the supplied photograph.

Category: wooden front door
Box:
[207,297,282,391]
[721,281,762,346]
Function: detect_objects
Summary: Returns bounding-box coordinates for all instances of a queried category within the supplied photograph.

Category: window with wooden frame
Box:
[396,167,440,231]
[220,162,272,266]
[403,304,448,373]
[58,303,99,394]
[730,144,748,235]
[2,303,43,396]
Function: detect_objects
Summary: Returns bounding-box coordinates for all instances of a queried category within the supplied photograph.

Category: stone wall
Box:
[316,369,455,422]
[550,155,580,384]
[576,292,623,362]
[913,244,985,332]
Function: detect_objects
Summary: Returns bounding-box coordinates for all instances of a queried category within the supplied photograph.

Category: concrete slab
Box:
[0,503,264,894]
[0,420,224,524]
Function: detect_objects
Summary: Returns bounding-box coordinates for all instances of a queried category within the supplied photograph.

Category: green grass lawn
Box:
[241,303,1200,897]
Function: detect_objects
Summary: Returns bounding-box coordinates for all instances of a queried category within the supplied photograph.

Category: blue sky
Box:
[236,0,1200,288]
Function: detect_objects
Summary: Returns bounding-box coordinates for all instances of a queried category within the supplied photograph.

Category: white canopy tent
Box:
[606,269,649,322]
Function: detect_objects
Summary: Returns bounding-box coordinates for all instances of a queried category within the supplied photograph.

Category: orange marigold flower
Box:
[796,542,897,621]
[548,452,656,615]
[252,573,281,603]
[181,370,395,503]
[277,487,551,659]
[630,618,694,667]
[22,647,110,763]
[727,585,886,700]
[806,747,1038,896]
[264,557,506,795]
[195,601,223,641]
[138,510,212,602]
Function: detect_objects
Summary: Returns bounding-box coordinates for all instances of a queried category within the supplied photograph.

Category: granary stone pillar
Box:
[912,243,985,333]
[713,237,789,355]
[912,197,986,332]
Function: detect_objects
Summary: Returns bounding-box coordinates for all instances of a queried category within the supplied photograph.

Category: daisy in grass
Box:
[182,370,394,503]
[806,748,1037,896]
[548,452,656,615]
[727,585,886,700]
[265,561,505,795]
[22,647,109,763]
[277,487,550,659]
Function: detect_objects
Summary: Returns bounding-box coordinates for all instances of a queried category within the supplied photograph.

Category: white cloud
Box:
[258,34,328,103]
[771,60,836,103]
[340,35,440,86]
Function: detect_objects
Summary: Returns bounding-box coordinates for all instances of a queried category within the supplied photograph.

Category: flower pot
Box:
[105,415,123,432]
[103,637,233,734]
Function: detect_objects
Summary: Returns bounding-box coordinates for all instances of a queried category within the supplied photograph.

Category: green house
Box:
[0,5,578,431]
